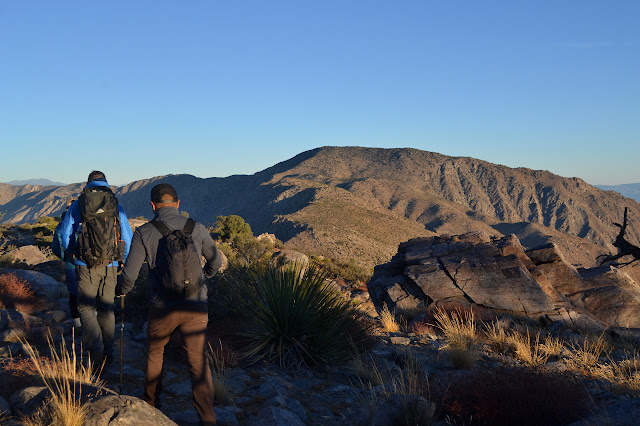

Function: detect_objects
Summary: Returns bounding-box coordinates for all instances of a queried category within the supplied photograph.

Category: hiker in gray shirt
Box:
[117,183,222,426]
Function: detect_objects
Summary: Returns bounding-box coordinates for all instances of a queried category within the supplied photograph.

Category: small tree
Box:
[216,215,253,243]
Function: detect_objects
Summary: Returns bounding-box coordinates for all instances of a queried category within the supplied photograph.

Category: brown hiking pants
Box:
[143,304,215,424]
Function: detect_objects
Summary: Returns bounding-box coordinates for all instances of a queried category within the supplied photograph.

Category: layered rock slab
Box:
[368,232,640,331]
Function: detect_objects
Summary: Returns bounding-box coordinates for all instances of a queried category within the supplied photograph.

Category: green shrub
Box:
[238,263,374,369]
[215,215,253,243]
[311,256,372,283]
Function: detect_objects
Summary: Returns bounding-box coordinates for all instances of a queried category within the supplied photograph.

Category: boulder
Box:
[8,245,48,266]
[271,249,309,268]
[83,394,177,426]
[368,233,640,330]
[10,386,49,418]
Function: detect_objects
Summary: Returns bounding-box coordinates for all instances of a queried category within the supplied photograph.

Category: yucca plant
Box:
[238,263,372,369]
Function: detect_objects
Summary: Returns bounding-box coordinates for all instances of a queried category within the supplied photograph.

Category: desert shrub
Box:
[237,263,374,369]
[215,215,253,243]
[0,357,44,399]
[232,236,273,266]
[36,215,59,230]
[440,367,592,425]
[0,252,15,268]
[0,273,47,314]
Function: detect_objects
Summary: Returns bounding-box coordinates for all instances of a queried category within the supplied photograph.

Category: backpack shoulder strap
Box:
[151,219,172,237]
[183,218,196,235]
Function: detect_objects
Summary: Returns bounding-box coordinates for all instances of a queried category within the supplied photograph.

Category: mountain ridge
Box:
[4,178,68,187]
[596,183,640,202]
[2,146,639,276]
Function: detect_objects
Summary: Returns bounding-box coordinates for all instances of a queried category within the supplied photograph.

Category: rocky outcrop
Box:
[8,245,49,266]
[368,232,640,331]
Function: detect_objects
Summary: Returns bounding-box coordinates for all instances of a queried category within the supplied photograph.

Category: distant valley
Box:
[2,147,640,280]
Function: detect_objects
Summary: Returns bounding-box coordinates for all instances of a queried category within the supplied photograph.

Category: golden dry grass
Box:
[484,320,513,354]
[509,330,551,368]
[566,333,608,374]
[540,335,565,357]
[593,353,640,395]
[379,304,400,333]
[19,331,103,426]
[433,308,481,369]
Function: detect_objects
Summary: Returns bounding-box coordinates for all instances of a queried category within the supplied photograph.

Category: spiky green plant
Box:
[239,263,372,369]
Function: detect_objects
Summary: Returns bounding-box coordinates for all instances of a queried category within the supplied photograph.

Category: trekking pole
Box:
[119,295,125,395]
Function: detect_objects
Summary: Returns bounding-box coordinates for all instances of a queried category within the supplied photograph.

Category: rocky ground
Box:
[1,228,640,424]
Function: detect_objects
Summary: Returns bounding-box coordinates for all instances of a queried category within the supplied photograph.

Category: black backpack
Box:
[151,218,203,299]
[76,186,125,268]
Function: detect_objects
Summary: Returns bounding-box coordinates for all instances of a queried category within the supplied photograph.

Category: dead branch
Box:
[597,207,640,267]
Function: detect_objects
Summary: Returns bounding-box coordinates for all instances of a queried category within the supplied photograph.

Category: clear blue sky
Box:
[1,1,638,186]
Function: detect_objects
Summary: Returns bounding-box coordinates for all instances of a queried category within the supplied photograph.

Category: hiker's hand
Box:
[115,283,125,297]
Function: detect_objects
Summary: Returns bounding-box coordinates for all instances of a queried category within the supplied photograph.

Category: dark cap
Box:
[150,183,179,204]
[87,170,106,183]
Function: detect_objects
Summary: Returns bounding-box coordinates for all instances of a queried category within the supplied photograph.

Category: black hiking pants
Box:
[76,265,117,365]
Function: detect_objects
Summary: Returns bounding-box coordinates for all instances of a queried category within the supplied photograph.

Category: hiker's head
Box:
[150,183,180,210]
[87,171,106,183]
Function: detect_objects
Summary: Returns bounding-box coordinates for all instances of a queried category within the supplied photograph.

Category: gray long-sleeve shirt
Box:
[118,206,222,306]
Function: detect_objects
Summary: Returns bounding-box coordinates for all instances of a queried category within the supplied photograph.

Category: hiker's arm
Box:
[51,224,63,259]
[118,228,145,295]
[60,203,78,250]
[199,225,223,278]
[119,206,134,261]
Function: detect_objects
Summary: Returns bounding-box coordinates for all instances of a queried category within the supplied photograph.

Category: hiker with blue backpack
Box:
[51,197,81,328]
[60,171,133,371]
[116,183,223,426]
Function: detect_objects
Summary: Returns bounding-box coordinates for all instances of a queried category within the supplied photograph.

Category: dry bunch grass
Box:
[207,340,234,404]
[509,330,551,368]
[484,320,513,354]
[593,353,640,395]
[19,331,104,426]
[433,307,481,369]
[540,335,565,357]
[567,333,608,374]
[353,350,435,425]
[379,304,400,333]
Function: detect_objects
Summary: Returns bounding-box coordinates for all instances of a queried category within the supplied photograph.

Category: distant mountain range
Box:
[4,178,67,187]
[2,147,640,280]
[595,183,640,202]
